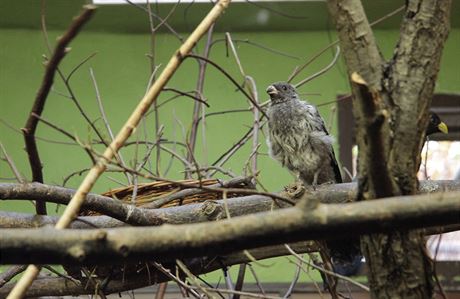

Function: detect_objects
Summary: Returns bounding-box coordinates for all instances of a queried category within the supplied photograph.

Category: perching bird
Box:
[266,82,361,276]
[266,82,342,188]
[426,111,448,135]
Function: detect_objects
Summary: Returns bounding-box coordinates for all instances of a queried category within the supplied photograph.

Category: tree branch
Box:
[21,4,96,215]
[1,189,459,265]
[388,0,452,194]
[0,242,314,298]
[350,73,394,198]
[1,181,458,229]
[8,1,231,298]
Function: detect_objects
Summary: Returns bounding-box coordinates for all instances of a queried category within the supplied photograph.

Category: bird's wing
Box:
[310,106,343,184]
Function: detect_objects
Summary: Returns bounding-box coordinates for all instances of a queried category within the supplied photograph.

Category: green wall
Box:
[0,8,459,283]
[1,28,459,210]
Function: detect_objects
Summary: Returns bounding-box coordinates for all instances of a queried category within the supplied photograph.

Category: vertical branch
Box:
[186,24,215,178]
[388,0,452,195]
[326,0,385,199]
[21,5,96,215]
[225,33,260,183]
[327,0,453,298]
[90,68,132,185]
[7,1,231,298]
[0,143,25,183]
[350,73,394,198]
[147,0,162,177]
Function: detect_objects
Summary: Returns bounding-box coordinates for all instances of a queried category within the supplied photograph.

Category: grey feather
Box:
[266,82,342,186]
[266,82,361,277]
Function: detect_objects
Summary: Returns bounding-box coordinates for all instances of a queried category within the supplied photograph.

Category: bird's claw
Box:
[284,181,305,198]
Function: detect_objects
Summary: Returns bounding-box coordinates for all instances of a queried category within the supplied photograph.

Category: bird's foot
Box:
[284,181,305,199]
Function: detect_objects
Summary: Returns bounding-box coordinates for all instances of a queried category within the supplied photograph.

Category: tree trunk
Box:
[326,0,452,297]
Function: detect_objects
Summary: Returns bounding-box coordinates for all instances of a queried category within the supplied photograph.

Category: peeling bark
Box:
[326,0,452,297]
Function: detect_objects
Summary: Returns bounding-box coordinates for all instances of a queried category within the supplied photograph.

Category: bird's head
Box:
[266,82,298,104]
[426,111,448,136]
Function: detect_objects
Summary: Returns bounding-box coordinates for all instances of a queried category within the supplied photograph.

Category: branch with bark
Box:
[21,4,96,215]
[1,180,458,228]
[7,1,232,298]
[0,242,314,298]
[1,188,459,265]
[326,0,453,298]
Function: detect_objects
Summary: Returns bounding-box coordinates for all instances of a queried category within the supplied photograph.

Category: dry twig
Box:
[7,1,231,298]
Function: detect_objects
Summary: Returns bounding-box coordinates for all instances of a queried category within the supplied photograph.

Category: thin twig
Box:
[32,113,96,164]
[211,38,299,60]
[0,266,27,288]
[0,142,25,183]
[21,4,96,215]
[151,262,201,298]
[285,244,370,292]
[193,286,282,299]
[7,2,231,298]
[186,24,215,177]
[282,258,302,299]
[287,5,404,83]
[66,52,98,83]
[294,46,341,88]
[186,54,268,119]
[90,68,132,185]
[247,263,266,296]
[233,264,246,299]
[177,260,216,298]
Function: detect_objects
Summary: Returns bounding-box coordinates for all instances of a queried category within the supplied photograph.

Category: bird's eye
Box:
[282,86,287,91]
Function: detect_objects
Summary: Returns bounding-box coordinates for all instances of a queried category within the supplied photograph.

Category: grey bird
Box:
[266,82,342,188]
[266,82,361,277]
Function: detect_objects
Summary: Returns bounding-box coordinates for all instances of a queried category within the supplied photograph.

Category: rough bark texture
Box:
[1,190,459,265]
[326,0,452,298]
[0,242,315,298]
[0,180,458,228]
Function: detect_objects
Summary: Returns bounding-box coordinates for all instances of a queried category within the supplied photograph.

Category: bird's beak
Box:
[266,85,278,96]
[438,121,448,134]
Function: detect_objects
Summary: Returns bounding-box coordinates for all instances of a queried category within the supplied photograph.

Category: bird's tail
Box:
[327,238,363,276]
[331,254,363,276]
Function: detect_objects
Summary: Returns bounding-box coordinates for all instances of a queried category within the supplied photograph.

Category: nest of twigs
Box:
[81,177,253,216]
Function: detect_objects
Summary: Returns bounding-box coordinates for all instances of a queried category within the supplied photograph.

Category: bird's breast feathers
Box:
[267,100,334,170]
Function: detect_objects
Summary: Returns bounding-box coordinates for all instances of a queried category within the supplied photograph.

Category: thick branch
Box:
[326,0,382,86]
[0,242,314,298]
[1,190,459,265]
[1,181,458,228]
[21,5,96,215]
[9,2,232,298]
[0,211,125,229]
[351,73,394,198]
[389,0,452,194]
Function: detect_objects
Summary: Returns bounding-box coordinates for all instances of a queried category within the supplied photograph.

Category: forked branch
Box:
[21,4,96,215]
[7,1,231,298]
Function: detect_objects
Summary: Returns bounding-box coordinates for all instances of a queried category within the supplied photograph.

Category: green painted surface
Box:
[0,3,459,283]
[1,1,460,33]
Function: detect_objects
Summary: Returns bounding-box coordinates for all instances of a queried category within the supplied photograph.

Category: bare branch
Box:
[21,4,96,215]
[186,24,215,175]
[0,242,313,298]
[8,1,231,298]
[0,266,27,288]
[1,188,460,265]
[294,46,340,88]
[0,142,25,183]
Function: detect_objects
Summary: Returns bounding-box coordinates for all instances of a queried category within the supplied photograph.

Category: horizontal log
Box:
[0,189,459,265]
[0,180,458,227]
[0,241,315,298]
